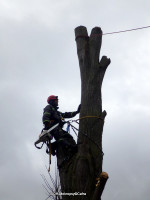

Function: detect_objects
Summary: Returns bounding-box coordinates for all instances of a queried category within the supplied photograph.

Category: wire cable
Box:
[103,25,150,35]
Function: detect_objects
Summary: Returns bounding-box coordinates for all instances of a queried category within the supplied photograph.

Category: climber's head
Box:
[47,95,58,107]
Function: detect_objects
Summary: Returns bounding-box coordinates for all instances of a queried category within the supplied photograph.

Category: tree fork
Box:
[57,26,111,200]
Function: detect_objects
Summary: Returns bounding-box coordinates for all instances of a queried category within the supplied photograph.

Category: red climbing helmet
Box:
[47,95,58,103]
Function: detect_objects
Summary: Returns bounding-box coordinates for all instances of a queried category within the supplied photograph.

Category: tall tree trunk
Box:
[57,26,111,200]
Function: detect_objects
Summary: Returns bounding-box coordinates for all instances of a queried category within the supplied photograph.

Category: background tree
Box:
[41,164,62,200]
[56,26,111,200]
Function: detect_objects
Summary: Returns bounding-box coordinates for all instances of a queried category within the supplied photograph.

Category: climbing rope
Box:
[48,141,51,172]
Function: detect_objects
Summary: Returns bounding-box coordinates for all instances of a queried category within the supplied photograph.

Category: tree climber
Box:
[42,95,81,155]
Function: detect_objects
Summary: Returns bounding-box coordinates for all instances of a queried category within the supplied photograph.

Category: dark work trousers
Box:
[51,127,76,147]
[43,125,76,154]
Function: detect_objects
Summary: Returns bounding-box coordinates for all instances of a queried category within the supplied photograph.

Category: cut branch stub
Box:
[92,172,109,200]
[99,56,111,86]
[99,56,111,71]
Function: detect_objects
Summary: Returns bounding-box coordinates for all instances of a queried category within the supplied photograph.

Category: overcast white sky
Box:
[0,0,150,200]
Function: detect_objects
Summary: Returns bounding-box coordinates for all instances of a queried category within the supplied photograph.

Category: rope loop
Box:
[69,115,105,124]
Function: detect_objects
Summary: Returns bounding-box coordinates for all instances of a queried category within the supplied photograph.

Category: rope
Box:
[69,124,78,137]
[70,115,104,123]
[75,25,150,40]
[48,141,51,172]
[78,115,104,121]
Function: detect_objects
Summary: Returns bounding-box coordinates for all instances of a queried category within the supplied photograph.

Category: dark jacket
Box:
[42,104,78,127]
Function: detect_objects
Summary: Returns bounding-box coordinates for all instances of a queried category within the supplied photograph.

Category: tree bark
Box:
[57,26,111,200]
